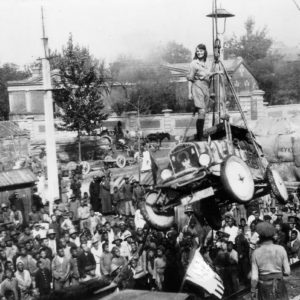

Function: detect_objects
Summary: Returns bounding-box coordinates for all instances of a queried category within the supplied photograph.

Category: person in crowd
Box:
[68,195,80,225]
[51,247,70,290]
[100,175,112,215]
[235,226,250,284]
[77,200,90,230]
[69,246,80,286]
[70,174,82,200]
[35,260,52,296]
[89,175,101,212]
[287,230,300,263]
[15,261,32,300]
[32,187,44,211]
[100,242,112,278]
[0,268,19,300]
[224,215,239,244]
[122,176,135,216]
[90,238,102,277]
[226,241,239,294]
[251,222,290,300]
[77,241,96,281]
[153,246,166,291]
[132,180,145,209]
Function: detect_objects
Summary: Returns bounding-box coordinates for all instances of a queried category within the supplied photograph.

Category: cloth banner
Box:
[185,250,224,299]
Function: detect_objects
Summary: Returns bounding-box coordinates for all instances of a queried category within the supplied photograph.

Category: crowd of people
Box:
[0,164,299,300]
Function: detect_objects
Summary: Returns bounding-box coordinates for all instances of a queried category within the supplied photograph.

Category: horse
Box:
[146,132,171,147]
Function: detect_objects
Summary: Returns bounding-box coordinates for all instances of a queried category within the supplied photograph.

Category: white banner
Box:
[186,250,224,299]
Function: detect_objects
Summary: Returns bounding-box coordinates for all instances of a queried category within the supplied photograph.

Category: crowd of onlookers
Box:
[0,165,299,300]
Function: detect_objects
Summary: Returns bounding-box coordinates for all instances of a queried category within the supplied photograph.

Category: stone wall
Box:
[13,89,300,143]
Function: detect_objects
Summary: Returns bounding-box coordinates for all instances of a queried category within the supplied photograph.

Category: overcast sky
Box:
[0,0,299,67]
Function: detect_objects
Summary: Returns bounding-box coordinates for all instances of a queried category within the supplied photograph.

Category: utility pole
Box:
[41,7,59,214]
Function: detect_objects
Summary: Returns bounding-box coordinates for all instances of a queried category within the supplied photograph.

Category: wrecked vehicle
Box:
[141,123,288,230]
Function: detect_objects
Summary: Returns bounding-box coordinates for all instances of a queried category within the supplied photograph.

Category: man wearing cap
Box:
[16,246,37,277]
[251,222,290,300]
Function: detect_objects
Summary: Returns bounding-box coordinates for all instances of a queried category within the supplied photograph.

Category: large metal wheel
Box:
[266,167,288,204]
[221,155,255,203]
[116,155,126,168]
[80,161,91,176]
[140,191,175,230]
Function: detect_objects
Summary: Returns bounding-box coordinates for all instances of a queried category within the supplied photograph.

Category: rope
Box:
[219,60,265,173]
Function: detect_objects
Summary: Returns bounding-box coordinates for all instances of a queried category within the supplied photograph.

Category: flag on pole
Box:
[185,250,224,299]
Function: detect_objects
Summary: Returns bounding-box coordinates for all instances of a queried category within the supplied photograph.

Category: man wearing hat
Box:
[251,222,290,300]
[120,230,133,260]
[273,211,283,226]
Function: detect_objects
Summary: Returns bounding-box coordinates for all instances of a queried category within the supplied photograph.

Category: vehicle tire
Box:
[116,155,126,168]
[266,167,288,204]
[140,191,175,230]
[221,155,254,204]
[80,161,90,176]
[200,198,222,230]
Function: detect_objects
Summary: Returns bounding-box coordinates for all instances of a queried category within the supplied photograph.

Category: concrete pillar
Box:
[25,91,32,113]
[126,111,138,132]
[238,92,251,121]
[251,90,266,120]
[162,109,173,133]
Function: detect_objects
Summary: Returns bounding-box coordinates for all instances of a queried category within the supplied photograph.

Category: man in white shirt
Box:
[77,200,91,230]
[224,217,239,244]
[15,261,32,299]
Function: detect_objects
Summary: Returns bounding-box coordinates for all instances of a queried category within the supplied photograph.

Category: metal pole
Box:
[41,7,59,214]
[137,97,141,182]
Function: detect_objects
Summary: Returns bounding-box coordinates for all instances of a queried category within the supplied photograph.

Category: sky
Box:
[0,0,299,67]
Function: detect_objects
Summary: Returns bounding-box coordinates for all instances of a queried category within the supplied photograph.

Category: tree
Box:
[224,18,281,103]
[53,35,109,161]
[225,18,272,64]
[160,41,192,64]
[110,58,177,115]
[0,64,29,120]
